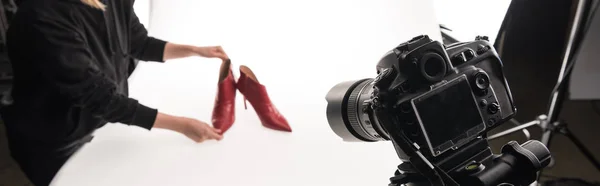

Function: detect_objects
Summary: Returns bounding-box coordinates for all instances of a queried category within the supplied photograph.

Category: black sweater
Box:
[2,0,166,152]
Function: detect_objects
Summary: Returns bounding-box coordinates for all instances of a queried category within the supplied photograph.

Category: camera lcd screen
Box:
[412,76,485,155]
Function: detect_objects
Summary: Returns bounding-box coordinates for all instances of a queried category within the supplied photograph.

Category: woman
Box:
[2,0,226,185]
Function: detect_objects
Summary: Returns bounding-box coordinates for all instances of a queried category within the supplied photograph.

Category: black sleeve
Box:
[128,5,167,62]
[30,16,157,130]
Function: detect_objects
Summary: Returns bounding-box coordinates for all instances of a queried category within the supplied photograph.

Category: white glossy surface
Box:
[51,0,442,185]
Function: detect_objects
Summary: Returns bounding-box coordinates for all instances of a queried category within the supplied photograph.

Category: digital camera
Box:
[326,34,516,158]
[325,35,551,186]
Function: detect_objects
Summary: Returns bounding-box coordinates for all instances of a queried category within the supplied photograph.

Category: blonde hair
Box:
[81,0,106,11]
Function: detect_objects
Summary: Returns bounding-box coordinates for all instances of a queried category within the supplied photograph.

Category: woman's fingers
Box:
[207,129,223,141]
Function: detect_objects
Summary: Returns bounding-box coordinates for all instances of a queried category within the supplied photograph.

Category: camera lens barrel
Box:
[326,79,389,142]
[347,80,381,141]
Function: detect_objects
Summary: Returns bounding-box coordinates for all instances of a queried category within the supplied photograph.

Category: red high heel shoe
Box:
[237,65,292,132]
[211,59,237,134]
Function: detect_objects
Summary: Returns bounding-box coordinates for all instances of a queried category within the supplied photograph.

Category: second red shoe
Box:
[237,65,292,132]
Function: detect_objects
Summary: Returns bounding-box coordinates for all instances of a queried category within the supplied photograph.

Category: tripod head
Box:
[388,140,551,186]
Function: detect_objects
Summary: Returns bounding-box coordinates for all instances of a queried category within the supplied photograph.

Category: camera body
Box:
[370,35,516,161]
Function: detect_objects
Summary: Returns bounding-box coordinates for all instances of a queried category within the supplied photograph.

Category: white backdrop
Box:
[433,0,511,43]
[51,0,442,185]
[132,0,150,29]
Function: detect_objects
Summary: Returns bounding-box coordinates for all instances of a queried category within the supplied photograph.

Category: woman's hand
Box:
[192,46,228,60]
[153,112,223,142]
[178,117,223,142]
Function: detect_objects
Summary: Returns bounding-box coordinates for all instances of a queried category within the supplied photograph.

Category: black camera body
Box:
[325,35,550,186]
[371,35,516,160]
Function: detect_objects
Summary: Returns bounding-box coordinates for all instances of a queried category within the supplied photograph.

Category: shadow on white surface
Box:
[51,0,442,185]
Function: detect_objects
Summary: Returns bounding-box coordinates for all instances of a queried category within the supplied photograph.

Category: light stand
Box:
[488,0,600,174]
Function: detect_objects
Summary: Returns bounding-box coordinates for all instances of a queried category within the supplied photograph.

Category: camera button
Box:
[451,53,466,66]
[477,44,490,55]
[487,118,497,126]
[488,102,500,114]
[465,50,476,61]
[479,99,488,108]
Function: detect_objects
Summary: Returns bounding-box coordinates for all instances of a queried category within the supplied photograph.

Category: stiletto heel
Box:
[211,59,237,134]
[236,65,292,132]
[243,96,248,110]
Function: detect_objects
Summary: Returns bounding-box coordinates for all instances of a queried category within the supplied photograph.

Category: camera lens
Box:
[419,53,447,82]
[326,79,390,142]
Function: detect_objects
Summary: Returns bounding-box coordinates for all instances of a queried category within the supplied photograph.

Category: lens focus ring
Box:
[326,78,388,142]
[347,80,379,141]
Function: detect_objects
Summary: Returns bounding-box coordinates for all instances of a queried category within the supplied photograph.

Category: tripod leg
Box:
[540,121,556,168]
[537,127,555,181]
[540,120,554,148]
[561,127,600,172]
